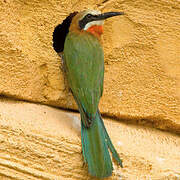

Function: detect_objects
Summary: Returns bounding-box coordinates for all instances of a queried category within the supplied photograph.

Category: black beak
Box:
[94,12,124,20]
[79,12,124,29]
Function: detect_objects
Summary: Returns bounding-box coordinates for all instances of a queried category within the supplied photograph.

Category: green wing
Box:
[64,32,104,127]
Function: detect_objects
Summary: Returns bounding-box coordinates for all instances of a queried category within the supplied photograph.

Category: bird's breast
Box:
[86,25,103,38]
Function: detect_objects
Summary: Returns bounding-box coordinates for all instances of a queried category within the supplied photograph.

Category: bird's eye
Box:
[86,14,92,19]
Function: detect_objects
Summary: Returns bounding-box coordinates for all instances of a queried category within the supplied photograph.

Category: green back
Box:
[64,32,104,126]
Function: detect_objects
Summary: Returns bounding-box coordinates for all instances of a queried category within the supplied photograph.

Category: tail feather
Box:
[81,111,122,178]
[98,111,123,168]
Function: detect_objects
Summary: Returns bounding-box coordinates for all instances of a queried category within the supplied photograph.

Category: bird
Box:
[53,9,124,178]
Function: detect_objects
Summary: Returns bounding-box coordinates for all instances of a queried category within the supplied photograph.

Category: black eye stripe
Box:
[85,14,93,19]
[79,14,98,29]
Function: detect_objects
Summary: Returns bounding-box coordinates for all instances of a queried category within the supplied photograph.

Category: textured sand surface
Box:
[0,0,179,133]
[0,98,179,179]
[0,0,180,179]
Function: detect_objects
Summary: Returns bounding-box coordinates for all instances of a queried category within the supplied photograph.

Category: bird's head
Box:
[53,10,124,53]
[70,10,124,36]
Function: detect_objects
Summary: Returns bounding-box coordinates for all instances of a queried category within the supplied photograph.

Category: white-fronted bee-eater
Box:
[53,10,124,178]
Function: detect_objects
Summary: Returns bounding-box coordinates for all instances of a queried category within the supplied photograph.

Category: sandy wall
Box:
[0,0,179,132]
[0,0,180,179]
[0,98,179,179]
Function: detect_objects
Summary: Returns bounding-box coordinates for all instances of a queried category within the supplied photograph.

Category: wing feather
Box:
[64,32,104,127]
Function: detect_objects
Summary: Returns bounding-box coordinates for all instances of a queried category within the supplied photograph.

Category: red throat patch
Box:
[86,25,103,37]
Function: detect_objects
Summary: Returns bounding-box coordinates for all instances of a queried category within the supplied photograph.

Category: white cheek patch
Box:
[84,20,104,30]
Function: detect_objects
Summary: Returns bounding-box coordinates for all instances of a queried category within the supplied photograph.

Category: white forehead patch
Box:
[84,9,101,15]
[82,10,104,30]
